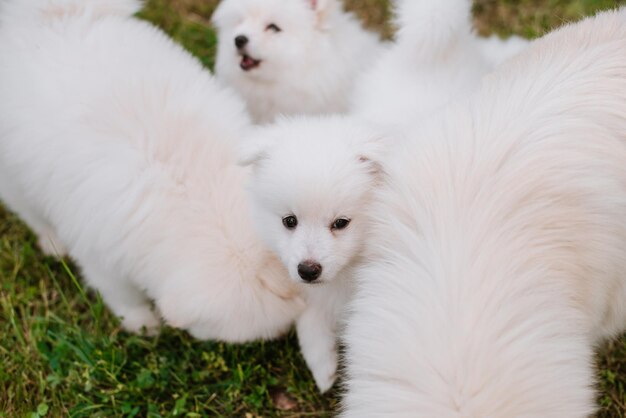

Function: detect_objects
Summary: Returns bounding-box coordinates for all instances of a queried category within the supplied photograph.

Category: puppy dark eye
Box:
[283,215,298,229]
[331,218,351,231]
[266,23,281,33]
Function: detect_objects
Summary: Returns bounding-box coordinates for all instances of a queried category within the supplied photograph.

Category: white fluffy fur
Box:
[241,117,384,391]
[0,0,142,22]
[212,0,383,124]
[342,8,626,417]
[0,0,304,341]
[350,0,528,128]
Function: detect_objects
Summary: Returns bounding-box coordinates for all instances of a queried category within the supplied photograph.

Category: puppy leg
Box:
[84,264,160,334]
[13,208,67,257]
[296,289,338,393]
[0,187,68,257]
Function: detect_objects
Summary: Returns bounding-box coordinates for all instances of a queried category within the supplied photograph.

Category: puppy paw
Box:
[310,351,338,393]
[120,306,161,336]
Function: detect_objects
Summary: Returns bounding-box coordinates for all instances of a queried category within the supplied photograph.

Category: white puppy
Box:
[241,117,384,392]
[0,0,304,342]
[350,0,528,128]
[342,8,626,417]
[212,0,383,124]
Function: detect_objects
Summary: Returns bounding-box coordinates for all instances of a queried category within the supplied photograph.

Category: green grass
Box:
[0,204,333,417]
[2,0,626,417]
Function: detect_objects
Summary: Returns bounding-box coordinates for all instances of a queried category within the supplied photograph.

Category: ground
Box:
[1,0,625,417]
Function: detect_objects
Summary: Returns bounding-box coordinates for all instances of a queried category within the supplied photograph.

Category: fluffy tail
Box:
[0,0,142,25]
[391,0,473,58]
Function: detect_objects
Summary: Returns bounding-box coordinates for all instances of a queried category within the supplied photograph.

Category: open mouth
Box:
[240,54,261,71]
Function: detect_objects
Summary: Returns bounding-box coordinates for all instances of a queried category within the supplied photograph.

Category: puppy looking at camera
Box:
[212,0,383,124]
[241,117,384,392]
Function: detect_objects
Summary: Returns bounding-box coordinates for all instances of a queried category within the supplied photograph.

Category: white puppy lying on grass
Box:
[212,0,384,124]
[342,8,626,417]
[0,0,303,341]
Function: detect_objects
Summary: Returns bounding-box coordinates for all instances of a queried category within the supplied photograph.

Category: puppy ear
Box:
[211,1,228,29]
[308,0,337,26]
[357,135,388,181]
[238,129,276,168]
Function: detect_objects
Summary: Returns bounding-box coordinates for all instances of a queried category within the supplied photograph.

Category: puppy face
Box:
[213,0,335,81]
[241,116,384,285]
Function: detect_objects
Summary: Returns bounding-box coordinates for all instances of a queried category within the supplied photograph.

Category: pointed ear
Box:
[210,0,229,29]
[357,135,388,181]
[308,0,337,26]
[238,129,276,168]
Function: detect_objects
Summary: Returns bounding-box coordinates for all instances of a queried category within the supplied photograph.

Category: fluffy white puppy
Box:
[350,0,528,128]
[241,117,384,392]
[0,0,304,341]
[342,8,626,417]
[212,0,383,124]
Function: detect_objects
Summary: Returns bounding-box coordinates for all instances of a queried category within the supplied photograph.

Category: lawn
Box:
[1,0,626,417]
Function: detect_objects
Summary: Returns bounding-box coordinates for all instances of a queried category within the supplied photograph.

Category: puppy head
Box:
[213,0,337,81]
[241,116,385,285]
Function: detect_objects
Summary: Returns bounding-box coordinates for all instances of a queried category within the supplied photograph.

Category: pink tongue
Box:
[243,57,254,67]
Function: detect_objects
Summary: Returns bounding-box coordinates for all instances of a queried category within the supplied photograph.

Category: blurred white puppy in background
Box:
[0,0,304,342]
[477,33,530,67]
[342,8,626,418]
[212,0,384,124]
[351,0,529,128]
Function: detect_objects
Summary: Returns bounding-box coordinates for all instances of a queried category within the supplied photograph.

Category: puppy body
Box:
[0,0,303,340]
[213,0,383,124]
[242,117,383,391]
[342,9,626,417]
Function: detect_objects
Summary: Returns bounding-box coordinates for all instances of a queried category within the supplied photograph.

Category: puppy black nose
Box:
[235,35,248,49]
[298,261,322,282]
